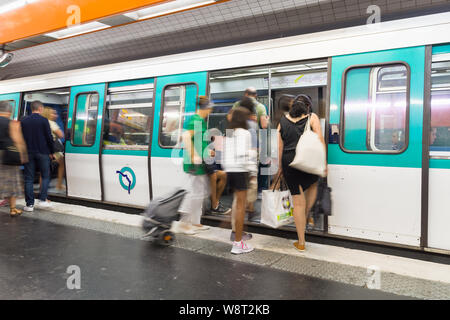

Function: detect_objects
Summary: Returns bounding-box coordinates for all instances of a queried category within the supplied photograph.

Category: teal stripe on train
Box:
[108,78,154,88]
[102,149,148,157]
[432,43,450,55]
[430,159,450,170]
[0,92,21,119]
[328,46,425,168]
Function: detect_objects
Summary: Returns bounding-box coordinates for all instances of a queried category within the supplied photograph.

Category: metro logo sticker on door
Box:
[116,167,137,194]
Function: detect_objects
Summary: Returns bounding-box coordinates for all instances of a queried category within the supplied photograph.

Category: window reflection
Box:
[104,90,153,150]
[343,65,408,152]
[430,61,450,152]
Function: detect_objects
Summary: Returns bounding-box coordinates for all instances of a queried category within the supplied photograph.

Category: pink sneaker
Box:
[231,241,254,254]
[0,199,8,207]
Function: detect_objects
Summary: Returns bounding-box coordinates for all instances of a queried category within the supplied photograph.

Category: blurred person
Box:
[430,127,437,145]
[21,101,55,212]
[222,107,257,254]
[238,97,258,214]
[277,95,326,252]
[205,141,231,215]
[228,87,270,199]
[173,96,213,234]
[0,101,28,216]
[42,107,65,191]
[228,97,258,241]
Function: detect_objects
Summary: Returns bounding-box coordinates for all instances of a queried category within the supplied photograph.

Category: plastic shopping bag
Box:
[261,189,294,228]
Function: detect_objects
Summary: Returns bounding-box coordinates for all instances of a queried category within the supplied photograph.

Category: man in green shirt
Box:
[230,87,268,129]
[175,96,213,235]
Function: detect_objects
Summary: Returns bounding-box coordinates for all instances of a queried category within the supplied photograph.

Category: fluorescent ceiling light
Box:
[45,21,109,39]
[124,0,216,20]
[0,0,39,15]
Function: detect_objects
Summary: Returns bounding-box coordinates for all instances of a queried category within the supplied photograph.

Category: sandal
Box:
[293,241,305,252]
[10,208,22,217]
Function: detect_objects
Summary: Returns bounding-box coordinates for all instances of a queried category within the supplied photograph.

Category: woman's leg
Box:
[304,182,318,222]
[57,157,65,190]
[233,190,247,242]
[9,197,16,209]
[209,172,218,209]
[292,187,307,245]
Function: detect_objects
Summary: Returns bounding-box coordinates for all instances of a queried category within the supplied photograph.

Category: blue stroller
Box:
[141,189,187,246]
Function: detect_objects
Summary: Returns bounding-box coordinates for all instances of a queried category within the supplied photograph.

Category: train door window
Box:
[430,60,450,152]
[0,100,15,119]
[342,64,409,153]
[160,84,197,148]
[104,88,153,150]
[73,92,99,146]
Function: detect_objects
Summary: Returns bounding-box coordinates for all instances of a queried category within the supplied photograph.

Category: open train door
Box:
[327,47,426,247]
[65,83,106,201]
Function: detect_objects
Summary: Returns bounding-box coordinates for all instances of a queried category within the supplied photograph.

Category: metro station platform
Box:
[1,200,449,300]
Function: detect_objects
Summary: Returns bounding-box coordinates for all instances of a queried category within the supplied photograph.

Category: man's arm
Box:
[44,119,55,155]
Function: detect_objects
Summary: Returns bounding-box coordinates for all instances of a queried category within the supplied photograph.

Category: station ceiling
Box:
[1,0,449,81]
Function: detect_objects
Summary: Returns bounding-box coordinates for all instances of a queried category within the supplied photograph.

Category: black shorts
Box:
[205,163,222,175]
[227,172,249,191]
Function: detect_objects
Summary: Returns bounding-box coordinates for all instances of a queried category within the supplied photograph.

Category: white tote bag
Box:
[289,116,326,177]
[261,189,294,229]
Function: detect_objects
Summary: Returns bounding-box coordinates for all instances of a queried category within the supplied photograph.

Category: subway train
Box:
[1,12,449,253]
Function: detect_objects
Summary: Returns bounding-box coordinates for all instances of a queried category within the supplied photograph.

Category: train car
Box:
[0,12,449,253]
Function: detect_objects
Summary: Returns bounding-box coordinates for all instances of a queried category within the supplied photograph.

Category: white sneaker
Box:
[193,225,210,231]
[170,221,197,235]
[23,205,34,212]
[36,200,53,209]
[231,241,254,254]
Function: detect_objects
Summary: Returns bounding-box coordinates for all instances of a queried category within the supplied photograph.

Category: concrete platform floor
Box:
[0,213,407,300]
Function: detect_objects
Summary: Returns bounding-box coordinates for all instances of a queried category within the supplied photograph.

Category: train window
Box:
[160,84,198,148]
[430,60,450,152]
[342,64,409,153]
[72,93,99,146]
[103,90,153,150]
[0,100,15,119]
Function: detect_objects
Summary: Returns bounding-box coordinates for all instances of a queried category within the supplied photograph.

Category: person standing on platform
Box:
[174,96,213,234]
[223,107,257,254]
[0,101,28,216]
[277,95,326,252]
[229,87,270,199]
[21,101,55,212]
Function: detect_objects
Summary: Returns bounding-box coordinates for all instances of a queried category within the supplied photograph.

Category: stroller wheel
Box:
[158,230,175,246]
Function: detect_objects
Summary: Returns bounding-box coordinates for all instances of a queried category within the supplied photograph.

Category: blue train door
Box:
[328,47,426,246]
[0,93,21,120]
[428,44,450,251]
[151,72,208,198]
[65,83,106,201]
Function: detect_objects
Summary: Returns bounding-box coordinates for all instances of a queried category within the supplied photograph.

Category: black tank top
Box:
[0,116,13,150]
[279,115,309,151]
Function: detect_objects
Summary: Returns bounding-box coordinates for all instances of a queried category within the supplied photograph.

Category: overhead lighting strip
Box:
[124,0,217,20]
[45,21,110,39]
[0,0,39,15]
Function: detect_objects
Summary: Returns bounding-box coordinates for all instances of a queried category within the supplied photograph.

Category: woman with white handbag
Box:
[277,95,327,252]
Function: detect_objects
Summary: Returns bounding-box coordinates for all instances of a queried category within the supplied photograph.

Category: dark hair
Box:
[31,100,44,111]
[279,95,294,113]
[289,95,311,118]
[228,107,249,130]
[0,101,12,113]
[239,97,256,114]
